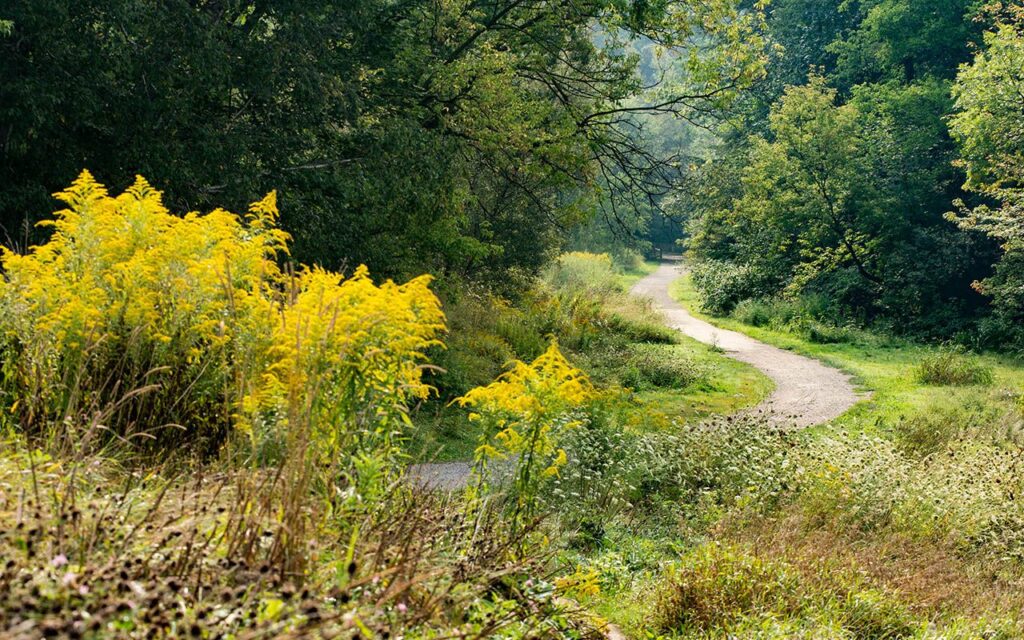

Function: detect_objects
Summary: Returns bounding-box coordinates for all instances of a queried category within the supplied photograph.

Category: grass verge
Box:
[670,274,1024,441]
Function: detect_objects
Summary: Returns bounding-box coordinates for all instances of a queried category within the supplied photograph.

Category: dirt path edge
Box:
[631,257,861,428]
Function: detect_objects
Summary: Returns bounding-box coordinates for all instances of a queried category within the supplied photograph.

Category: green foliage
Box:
[830,0,981,85]
[950,18,1024,349]
[684,0,996,341]
[547,411,642,546]
[654,543,927,638]
[1,0,770,286]
[621,344,710,392]
[654,543,804,631]
[544,253,622,299]
[916,346,995,386]
[690,259,770,315]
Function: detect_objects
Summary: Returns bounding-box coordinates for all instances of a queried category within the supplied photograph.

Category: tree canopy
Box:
[1,0,768,286]
[682,0,997,337]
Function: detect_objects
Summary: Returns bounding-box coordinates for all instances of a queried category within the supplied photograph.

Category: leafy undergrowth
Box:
[556,412,1024,637]
[0,176,611,639]
[916,345,995,386]
[650,543,1021,639]
[0,446,605,639]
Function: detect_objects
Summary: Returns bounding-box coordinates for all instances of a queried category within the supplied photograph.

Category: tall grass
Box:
[916,345,994,386]
[0,172,452,576]
[0,173,443,465]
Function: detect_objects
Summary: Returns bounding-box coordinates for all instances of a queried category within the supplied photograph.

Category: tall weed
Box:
[916,345,994,386]
[0,171,447,542]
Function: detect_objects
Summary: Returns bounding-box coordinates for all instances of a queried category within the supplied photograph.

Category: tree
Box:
[1,0,770,286]
[830,0,982,87]
[682,1,995,336]
[732,77,888,294]
[950,19,1024,344]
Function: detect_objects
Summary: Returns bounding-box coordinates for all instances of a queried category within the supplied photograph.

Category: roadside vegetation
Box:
[410,254,770,461]
[584,270,1024,638]
[0,177,613,639]
[7,0,1024,638]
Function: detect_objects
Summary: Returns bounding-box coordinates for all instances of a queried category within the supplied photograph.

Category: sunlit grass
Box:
[670,274,1024,440]
[614,258,660,290]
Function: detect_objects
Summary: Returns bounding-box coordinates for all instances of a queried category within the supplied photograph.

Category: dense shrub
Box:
[732,298,788,327]
[655,543,804,630]
[606,310,680,344]
[0,173,445,480]
[543,252,678,346]
[612,249,647,274]
[732,296,858,343]
[627,416,798,512]
[621,344,710,391]
[547,411,641,545]
[916,346,994,386]
[544,252,621,298]
[690,259,770,314]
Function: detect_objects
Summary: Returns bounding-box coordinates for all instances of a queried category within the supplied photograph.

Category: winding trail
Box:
[632,257,860,427]
[409,258,861,490]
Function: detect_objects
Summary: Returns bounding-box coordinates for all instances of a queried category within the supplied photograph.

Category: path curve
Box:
[631,257,860,427]
[409,258,861,490]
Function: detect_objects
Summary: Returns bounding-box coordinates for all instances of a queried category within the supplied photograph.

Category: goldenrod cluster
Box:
[0,171,444,466]
[459,341,593,484]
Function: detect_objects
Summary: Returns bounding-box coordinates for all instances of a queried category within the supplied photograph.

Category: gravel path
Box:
[408,258,862,489]
[631,258,861,428]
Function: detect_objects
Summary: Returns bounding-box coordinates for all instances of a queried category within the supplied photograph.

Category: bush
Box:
[612,249,647,274]
[732,297,856,343]
[801,319,855,344]
[916,346,994,386]
[620,344,709,391]
[690,259,769,315]
[546,410,641,545]
[654,543,803,630]
[461,341,595,516]
[654,543,920,638]
[732,298,781,327]
[628,415,798,512]
[0,172,444,480]
[606,310,680,344]
[543,252,621,297]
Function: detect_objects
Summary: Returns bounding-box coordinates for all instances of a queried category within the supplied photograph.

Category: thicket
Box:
[681,0,1013,345]
[0,172,443,478]
[554,408,1024,636]
[414,251,710,460]
[916,346,995,386]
